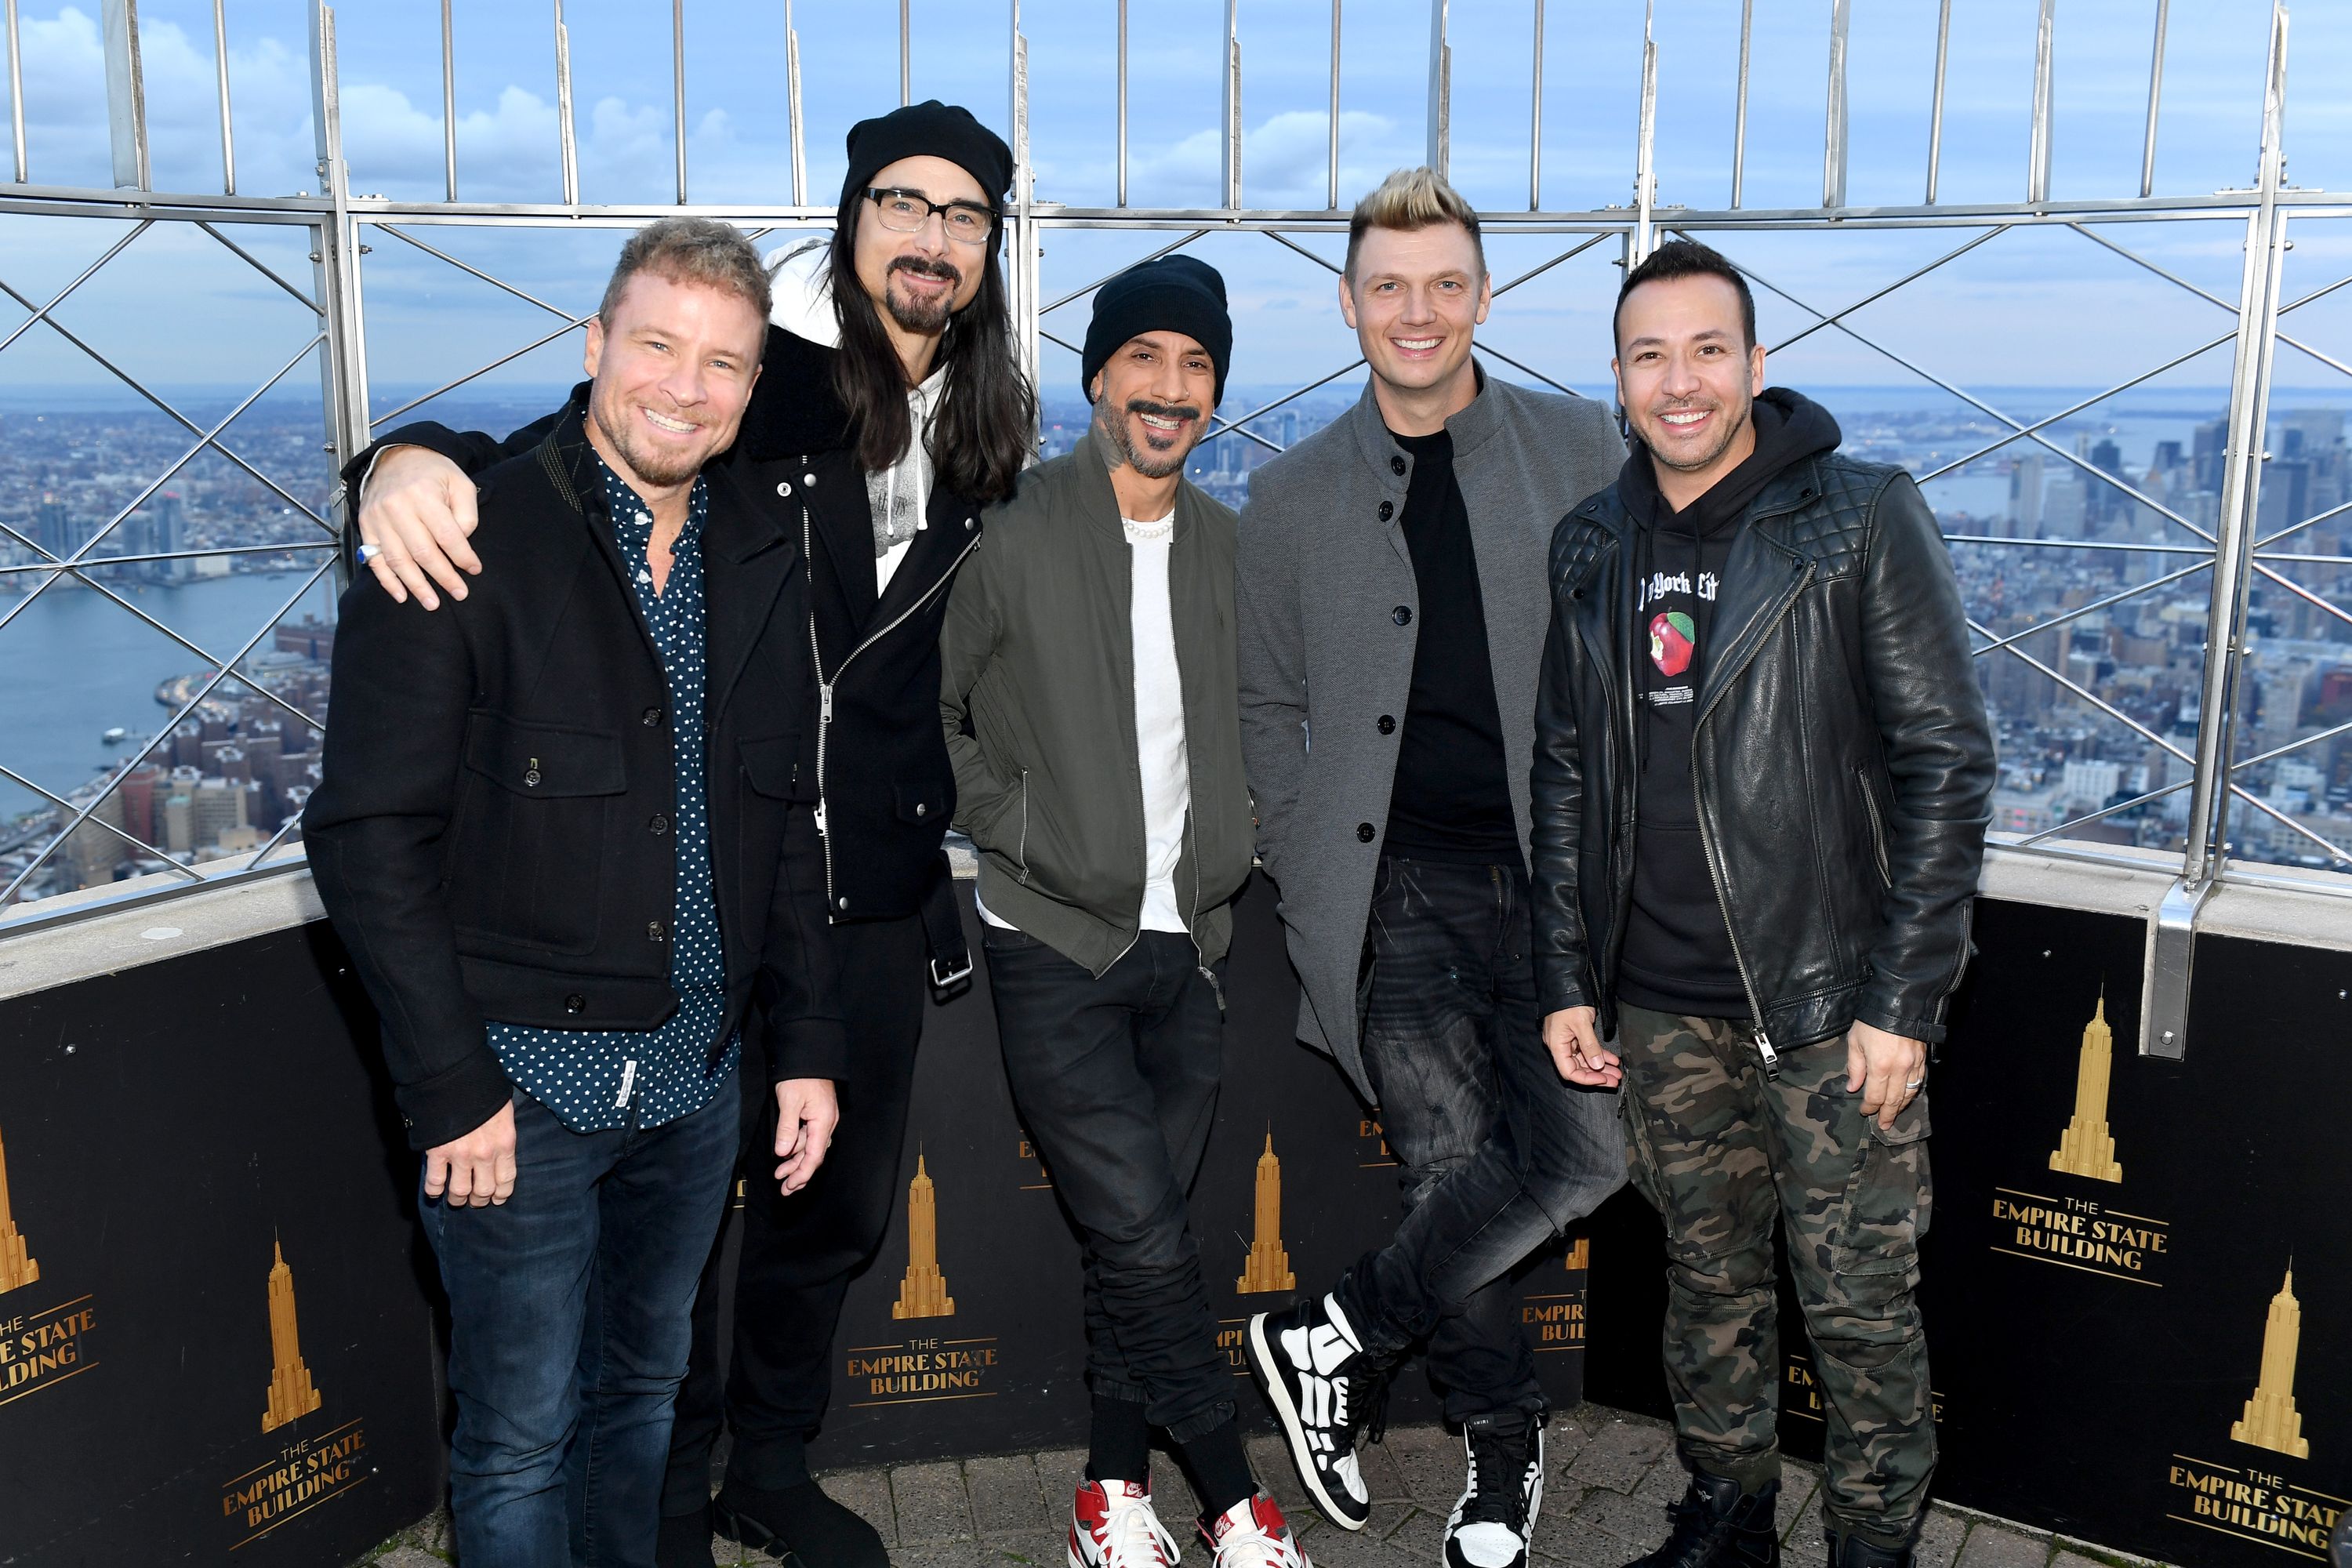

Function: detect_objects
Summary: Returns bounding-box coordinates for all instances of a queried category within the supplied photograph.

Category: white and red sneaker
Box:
[1069,1477,1182,1568]
[1200,1492,1312,1567]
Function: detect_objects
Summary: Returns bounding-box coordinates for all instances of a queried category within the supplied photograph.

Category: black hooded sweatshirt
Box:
[1613,388,1844,1017]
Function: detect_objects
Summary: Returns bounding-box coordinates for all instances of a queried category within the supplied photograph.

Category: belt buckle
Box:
[929,954,975,990]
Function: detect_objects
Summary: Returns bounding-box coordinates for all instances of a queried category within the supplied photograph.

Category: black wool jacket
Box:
[1530,437,1995,1055]
[346,325,984,925]
[309,396,844,1151]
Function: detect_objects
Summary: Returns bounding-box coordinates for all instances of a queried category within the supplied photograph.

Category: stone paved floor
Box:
[358,1404,2172,1568]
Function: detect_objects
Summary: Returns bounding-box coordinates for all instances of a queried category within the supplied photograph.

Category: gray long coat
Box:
[1236,372,1625,1100]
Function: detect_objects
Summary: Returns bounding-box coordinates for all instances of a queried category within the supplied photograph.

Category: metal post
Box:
[1008,5,1039,408]
[899,0,911,107]
[2149,2,2289,1059]
[307,2,368,577]
[1632,1,1657,262]
[554,0,578,206]
[785,0,804,206]
[439,0,455,201]
[673,0,688,204]
[2140,0,2170,198]
[1426,0,1449,180]
[1117,0,1127,207]
[101,0,149,191]
[2027,0,2057,205]
[1529,0,1544,211]
[1730,0,1751,209]
[212,0,234,194]
[4,0,21,183]
[1926,0,1951,203]
[1224,0,1242,209]
[1823,0,1849,210]
[1327,0,1341,209]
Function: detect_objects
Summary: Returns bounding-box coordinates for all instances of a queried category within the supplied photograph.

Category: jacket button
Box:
[1392,605,1413,626]
[775,480,792,497]
[642,706,663,727]
[1377,500,1394,522]
[1390,456,1406,476]
[648,920,667,942]
[1356,822,1376,843]
[1570,586,1584,601]
[1377,714,1396,735]
[523,768,541,787]
[564,993,586,1014]
[648,813,670,835]
[965,517,977,531]
[804,472,818,487]
[915,802,928,817]
[837,895,850,910]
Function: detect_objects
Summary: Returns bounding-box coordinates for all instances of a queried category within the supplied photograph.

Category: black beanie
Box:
[1081,256,1233,407]
[840,100,1014,229]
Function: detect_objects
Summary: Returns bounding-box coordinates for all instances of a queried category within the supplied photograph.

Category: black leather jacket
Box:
[1530,448,1994,1055]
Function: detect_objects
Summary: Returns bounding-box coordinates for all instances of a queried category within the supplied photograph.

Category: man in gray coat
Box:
[1238,169,1628,1568]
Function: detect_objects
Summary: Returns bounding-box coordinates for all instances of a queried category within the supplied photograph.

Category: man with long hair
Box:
[340,100,1033,1568]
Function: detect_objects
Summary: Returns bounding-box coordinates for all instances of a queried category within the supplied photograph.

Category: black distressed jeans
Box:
[1334,856,1627,1421]
[985,924,1235,1441]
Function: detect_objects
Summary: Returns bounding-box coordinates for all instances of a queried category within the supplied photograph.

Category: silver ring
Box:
[356,543,380,564]
[1904,1077,1924,1090]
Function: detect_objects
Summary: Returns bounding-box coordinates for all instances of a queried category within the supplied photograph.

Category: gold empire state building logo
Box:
[1237,1132,1296,1294]
[0,1120,38,1295]
[892,1155,955,1320]
[2049,993,2123,1183]
[2230,1265,2310,1459]
[260,1238,324,1433]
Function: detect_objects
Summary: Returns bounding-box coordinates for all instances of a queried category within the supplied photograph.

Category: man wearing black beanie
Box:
[941,260,1310,1566]
[341,98,1035,1568]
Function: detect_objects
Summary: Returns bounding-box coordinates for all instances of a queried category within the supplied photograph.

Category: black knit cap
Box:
[1081,255,1233,406]
[840,100,1014,230]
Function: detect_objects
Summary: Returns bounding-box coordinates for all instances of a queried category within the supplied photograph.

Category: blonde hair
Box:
[597,216,773,334]
[1345,167,1486,279]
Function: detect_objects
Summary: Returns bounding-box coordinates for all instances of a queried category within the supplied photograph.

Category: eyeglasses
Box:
[866,187,996,245]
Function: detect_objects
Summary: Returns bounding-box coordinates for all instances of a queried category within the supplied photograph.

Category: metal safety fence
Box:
[0,2,2347,1058]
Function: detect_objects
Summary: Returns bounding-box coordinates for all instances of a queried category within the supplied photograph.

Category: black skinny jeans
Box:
[1335,857,1627,1419]
[985,924,1235,1442]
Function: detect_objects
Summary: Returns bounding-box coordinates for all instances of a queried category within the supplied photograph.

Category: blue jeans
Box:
[420,1077,740,1568]
[1335,857,1627,1419]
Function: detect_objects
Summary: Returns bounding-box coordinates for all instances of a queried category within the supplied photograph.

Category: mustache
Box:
[1125,397,1202,423]
[890,255,963,285]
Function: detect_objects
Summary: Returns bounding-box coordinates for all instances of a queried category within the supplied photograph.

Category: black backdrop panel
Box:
[1584,896,2350,1566]
[0,924,443,1568]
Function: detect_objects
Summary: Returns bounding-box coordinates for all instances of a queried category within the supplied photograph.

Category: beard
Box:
[1641,396,1752,474]
[883,255,964,334]
[1096,396,1202,481]
[591,396,708,489]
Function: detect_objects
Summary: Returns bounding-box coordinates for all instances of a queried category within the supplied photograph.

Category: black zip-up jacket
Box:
[1530,434,1994,1054]
[308,397,844,1151]
[343,327,982,923]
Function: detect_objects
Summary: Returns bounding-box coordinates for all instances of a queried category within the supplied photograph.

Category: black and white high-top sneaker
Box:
[1445,1411,1545,1568]
[1244,1293,1385,1530]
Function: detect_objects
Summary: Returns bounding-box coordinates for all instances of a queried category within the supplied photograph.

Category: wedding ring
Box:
[1904,1077,1924,1090]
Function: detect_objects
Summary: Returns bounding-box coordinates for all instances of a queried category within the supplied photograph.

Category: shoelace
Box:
[1356,1371,1391,1447]
[1457,1425,1534,1527]
[1209,1513,1303,1567]
[1098,1490,1178,1567]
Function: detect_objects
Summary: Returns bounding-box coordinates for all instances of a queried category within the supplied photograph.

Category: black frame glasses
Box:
[866,187,996,245]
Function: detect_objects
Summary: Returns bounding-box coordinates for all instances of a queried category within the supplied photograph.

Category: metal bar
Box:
[5,0,24,183]
[1731,0,1752,208]
[2027,0,2057,205]
[1474,341,1585,398]
[2141,0,2169,198]
[1970,621,2196,765]
[2013,778,2189,849]
[441,0,455,201]
[554,1,578,207]
[899,0,911,107]
[0,542,335,575]
[1824,0,1849,209]
[2255,547,2352,567]
[375,223,577,318]
[1632,1,1657,260]
[101,0,149,191]
[1426,0,1448,179]
[1327,0,1341,209]
[1491,231,1613,296]
[368,310,595,430]
[674,0,688,205]
[195,220,321,313]
[786,3,804,206]
[1944,535,2212,557]
[2278,268,2352,315]
[2278,332,2352,380]
[2065,220,2234,312]
[1041,230,1209,314]
[1770,226,2005,354]
[2256,493,2352,550]
[1263,228,1341,275]
[1926,0,1951,203]
[1966,561,2212,657]
[0,764,203,886]
[0,219,154,358]
[212,0,234,194]
[1225,0,1242,209]
[2226,782,2350,866]
[1530,0,1544,211]
[1008,5,1039,404]
[1197,359,1367,443]
[1117,0,1127,207]
[308,2,370,491]
[2251,558,2352,633]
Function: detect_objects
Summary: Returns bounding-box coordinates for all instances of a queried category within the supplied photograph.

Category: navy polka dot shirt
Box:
[486,456,739,1132]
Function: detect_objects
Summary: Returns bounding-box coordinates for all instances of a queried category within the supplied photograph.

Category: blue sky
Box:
[0,2,2348,414]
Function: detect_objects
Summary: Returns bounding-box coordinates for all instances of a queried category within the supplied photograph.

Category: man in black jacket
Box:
[340,100,1033,1568]
[307,218,843,1568]
[1529,240,1994,1568]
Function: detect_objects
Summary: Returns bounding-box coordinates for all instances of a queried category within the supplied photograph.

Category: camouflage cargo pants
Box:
[1617,1005,1935,1548]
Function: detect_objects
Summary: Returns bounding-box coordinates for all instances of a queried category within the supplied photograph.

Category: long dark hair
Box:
[826,195,1036,507]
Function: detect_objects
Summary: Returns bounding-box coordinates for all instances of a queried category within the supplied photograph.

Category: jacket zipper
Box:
[1015,769,1031,883]
[1856,766,1892,885]
[1186,806,1223,1012]
[801,493,981,916]
[1690,554,1813,1079]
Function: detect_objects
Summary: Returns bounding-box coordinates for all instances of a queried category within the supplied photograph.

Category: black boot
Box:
[1826,1523,1918,1568]
[1625,1472,1781,1568]
[654,1501,716,1568]
[713,1476,884,1568]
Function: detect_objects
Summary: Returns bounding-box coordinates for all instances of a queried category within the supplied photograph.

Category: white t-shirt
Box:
[766,238,942,596]
[977,511,1191,937]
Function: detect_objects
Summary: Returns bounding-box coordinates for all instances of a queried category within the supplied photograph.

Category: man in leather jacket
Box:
[340,101,1033,1568]
[1529,240,1993,1568]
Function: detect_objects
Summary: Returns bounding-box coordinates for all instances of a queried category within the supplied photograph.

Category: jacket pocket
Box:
[739,733,808,801]
[449,714,625,955]
[1854,765,1892,887]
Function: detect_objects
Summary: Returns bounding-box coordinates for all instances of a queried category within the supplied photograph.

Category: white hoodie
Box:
[766,238,946,595]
